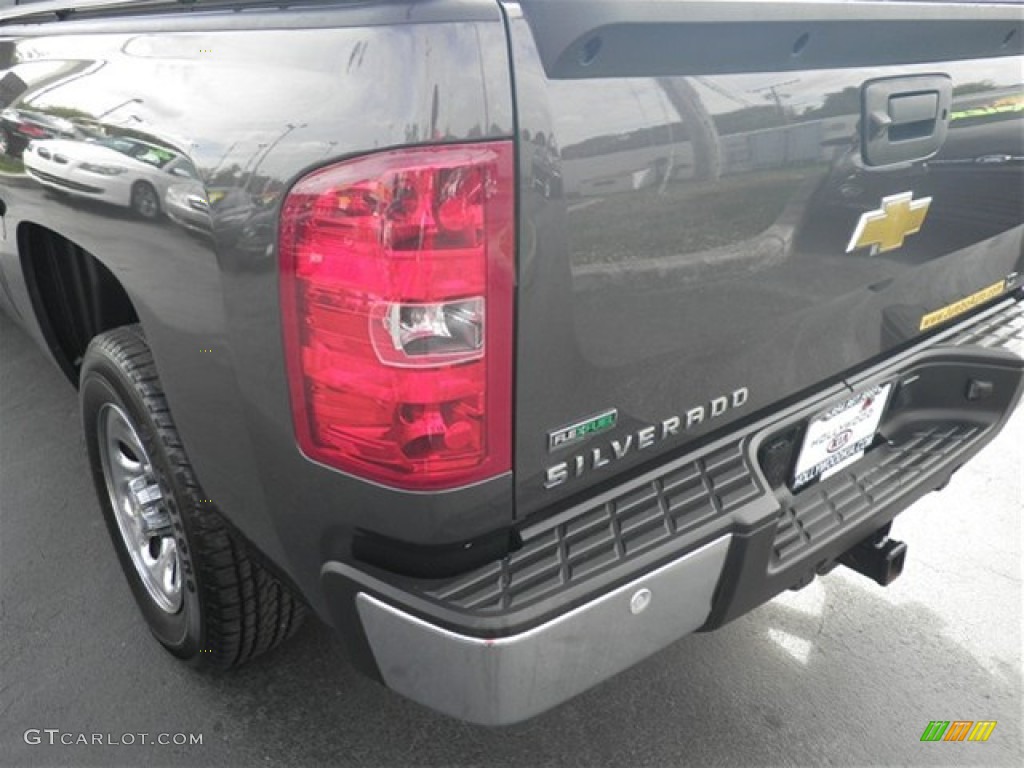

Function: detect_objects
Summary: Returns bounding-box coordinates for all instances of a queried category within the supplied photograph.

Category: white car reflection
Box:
[165,180,212,234]
[22,136,197,219]
[165,183,258,241]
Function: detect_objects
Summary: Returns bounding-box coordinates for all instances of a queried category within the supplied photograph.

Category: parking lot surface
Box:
[1,311,1021,767]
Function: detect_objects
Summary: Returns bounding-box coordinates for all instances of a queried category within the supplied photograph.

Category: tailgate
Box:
[506,0,1024,516]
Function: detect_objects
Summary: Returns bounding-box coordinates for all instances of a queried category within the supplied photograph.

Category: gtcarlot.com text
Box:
[23,729,203,746]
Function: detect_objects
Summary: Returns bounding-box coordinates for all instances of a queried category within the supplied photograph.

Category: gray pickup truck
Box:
[1,0,1022,725]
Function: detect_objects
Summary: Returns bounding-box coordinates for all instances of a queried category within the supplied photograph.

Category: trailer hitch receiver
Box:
[838,524,907,586]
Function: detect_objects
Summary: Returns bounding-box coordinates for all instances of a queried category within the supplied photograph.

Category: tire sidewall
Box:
[131,182,160,219]
[81,353,204,657]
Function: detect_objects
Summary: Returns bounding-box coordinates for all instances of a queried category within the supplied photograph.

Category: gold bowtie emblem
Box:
[846,192,932,255]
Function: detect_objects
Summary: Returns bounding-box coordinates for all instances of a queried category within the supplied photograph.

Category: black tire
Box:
[130,181,160,219]
[81,325,305,669]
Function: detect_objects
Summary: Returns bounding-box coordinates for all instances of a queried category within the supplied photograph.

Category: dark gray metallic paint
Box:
[505,1,1024,516]
[0,0,1021,623]
[0,0,515,618]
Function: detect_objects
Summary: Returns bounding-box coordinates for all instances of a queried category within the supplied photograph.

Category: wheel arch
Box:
[16,221,140,387]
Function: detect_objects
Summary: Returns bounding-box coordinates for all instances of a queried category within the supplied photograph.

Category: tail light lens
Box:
[20,123,47,138]
[279,142,514,490]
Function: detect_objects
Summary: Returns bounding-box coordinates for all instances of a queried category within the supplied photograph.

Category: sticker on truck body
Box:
[919,280,1007,331]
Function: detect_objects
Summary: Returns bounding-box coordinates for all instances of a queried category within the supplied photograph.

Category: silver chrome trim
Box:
[357,534,732,725]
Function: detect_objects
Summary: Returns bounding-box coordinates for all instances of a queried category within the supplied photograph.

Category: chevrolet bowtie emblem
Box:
[846,192,932,255]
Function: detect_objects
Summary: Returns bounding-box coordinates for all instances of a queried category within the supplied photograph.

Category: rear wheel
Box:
[0,130,10,157]
[81,325,305,668]
[130,181,160,219]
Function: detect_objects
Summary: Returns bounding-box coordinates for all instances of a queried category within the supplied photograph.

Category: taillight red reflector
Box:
[279,142,514,490]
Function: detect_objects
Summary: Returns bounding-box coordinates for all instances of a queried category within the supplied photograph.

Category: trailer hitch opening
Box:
[838,523,907,587]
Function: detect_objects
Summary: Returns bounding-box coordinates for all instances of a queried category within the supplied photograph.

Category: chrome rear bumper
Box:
[355,535,731,725]
[322,297,1024,726]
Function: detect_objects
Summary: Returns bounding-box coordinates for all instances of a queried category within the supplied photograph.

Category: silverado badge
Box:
[846,192,931,255]
[544,388,749,489]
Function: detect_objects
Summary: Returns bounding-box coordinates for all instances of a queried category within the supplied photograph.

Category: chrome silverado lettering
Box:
[545,463,569,489]
[686,407,705,428]
[611,436,632,459]
[543,388,750,489]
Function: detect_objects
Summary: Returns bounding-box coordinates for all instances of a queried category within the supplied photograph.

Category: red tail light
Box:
[279,142,514,490]
[19,123,47,138]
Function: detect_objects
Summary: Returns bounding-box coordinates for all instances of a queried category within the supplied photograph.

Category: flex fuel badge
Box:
[920,280,1007,331]
[548,409,618,451]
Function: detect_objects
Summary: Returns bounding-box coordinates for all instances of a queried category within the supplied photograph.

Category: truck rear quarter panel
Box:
[0,0,515,616]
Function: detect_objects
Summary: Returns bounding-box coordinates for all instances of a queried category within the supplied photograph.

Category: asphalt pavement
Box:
[1,309,1021,767]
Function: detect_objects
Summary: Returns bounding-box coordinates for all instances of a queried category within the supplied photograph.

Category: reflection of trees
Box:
[10,59,101,109]
[96,122,179,152]
[25,104,91,121]
[800,87,859,120]
[210,163,243,187]
[714,105,786,135]
[207,162,277,200]
[0,41,16,70]
[712,85,863,135]
[953,80,996,97]
[557,78,724,185]
[656,76,720,182]
[0,71,27,108]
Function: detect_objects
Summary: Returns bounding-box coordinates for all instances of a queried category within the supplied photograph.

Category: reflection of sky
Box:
[6,59,75,84]
[10,24,502,180]
[549,60,1023,148]
[22,33,349,170]
[8,25,1021,169]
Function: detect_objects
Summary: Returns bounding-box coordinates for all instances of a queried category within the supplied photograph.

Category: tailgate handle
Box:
[887,92,939,124]
[862,75,952,167]
[869,92,939,135]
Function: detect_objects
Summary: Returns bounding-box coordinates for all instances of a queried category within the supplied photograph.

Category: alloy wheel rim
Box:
[97,403,182,613]
[135,187,157,217]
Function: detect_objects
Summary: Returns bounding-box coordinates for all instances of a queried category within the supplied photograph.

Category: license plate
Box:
[791,383,893,491]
